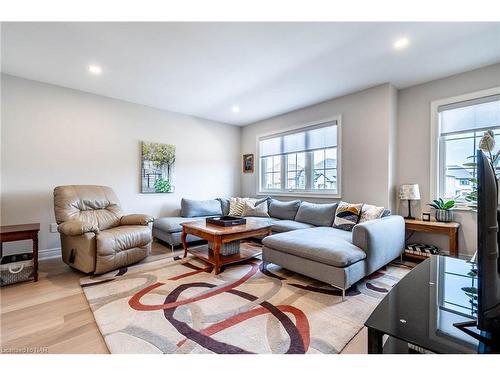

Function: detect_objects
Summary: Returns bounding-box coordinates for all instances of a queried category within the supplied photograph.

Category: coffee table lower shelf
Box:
[187,242,262,272]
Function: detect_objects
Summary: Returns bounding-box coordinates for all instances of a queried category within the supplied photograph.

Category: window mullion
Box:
[305,151,313,191]
[280,154,286,191]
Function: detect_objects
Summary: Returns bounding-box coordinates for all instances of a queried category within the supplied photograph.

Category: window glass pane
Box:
[272,156,281,172]
[314,173,325,189]
[287,171,305,189]
[325,148,336,169]
[325,169,337,190]
[283,132,306,154]
[260,137,281,157]
[313,150,325,169]
[285,153,305,190]
[297,152,305,169]
[287,154,296,170]
[262,156,273,172]
[444,168,475,200]
[262,172,271,190]
[443,133,475,168]
[287,172,297,189]
[475,101,500,129]
[308,125,337,149]
[272,172,281,189]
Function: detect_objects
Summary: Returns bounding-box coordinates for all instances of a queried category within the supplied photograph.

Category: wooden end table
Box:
[181,219,272,274]
[0,223,40,282]
[404,219,460,258]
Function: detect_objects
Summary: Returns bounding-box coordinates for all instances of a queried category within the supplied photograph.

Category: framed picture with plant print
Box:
[242,153,254,173]
[141,141,175,193]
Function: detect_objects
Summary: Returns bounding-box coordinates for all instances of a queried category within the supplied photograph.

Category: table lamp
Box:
[399,184,420,220]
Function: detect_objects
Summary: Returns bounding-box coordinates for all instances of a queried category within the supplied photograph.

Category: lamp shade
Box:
[400,184,421,200]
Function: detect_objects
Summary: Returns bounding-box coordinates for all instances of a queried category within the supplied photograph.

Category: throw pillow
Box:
[359,204,385,223]
[268,199,301,220]
[241,201,270,217]
[228,197,257,216]
[332,201,363,231]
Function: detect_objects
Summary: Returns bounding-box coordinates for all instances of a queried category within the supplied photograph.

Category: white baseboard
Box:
[39,247,61,260]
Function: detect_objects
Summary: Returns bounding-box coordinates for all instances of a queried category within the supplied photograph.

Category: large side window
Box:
[438,94,500,202]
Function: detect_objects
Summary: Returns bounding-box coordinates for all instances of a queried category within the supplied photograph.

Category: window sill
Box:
[257,191,341,199]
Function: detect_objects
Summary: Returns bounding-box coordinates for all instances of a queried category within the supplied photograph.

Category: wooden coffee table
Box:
[181,218,272,274]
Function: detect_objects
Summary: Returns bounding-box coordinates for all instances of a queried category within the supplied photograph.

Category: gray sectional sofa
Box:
[152,197,405,300]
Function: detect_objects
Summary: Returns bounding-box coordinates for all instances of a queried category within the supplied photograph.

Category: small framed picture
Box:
[242,154,254,173]
[422,212,431,222]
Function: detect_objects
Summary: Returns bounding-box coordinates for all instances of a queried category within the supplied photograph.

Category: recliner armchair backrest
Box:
[54,185,123,230]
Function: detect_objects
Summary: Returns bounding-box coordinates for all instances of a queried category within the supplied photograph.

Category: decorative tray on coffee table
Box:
[206,216,246,227]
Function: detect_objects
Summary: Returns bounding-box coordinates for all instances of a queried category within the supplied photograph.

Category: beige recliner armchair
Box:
[54,185,153,274]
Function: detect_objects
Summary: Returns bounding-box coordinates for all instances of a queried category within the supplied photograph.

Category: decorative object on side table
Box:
[141,141,176,193]
[405,243,439,260]
[0,223,40,284]
[206,216,247,227]
[399,184,420,220]
[242,153,254,173]
[422,212,431,221]
[428,198,455,222]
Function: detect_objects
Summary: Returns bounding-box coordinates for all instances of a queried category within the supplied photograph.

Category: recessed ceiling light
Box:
[231,105,240,113]
[393,37,410,50]
[88,64,102,75]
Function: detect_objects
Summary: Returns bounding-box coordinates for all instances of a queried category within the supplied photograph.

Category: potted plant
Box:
[463,130,499,210]
[428,198,455,222]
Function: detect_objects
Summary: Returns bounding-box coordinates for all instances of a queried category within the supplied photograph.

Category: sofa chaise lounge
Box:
[152,198,405,299]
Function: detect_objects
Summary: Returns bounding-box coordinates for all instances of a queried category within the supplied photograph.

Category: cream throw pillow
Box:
[241,201,269,217]
[359,204,385,223]
[228,197,257,216]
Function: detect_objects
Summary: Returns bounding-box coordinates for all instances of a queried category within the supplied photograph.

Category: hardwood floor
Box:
[0,240,367,354]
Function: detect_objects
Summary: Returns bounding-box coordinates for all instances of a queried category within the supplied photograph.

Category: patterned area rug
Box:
[81,248,411,354]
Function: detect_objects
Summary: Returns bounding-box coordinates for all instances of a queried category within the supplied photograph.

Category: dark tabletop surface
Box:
[365,255,484,353]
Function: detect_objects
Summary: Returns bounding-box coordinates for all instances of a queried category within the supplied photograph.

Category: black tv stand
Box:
[365,256,500,354]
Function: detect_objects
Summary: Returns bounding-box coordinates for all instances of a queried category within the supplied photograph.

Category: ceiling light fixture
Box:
[393,37,410,50]
[88,64,103,75]
[231,105,240,113]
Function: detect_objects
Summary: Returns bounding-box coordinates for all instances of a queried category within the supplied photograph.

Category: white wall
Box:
[240,83,398,209]
[397,63,500,257]
[1,74,241,255]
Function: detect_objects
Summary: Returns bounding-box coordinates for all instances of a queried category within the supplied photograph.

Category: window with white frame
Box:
[437,94,500,202]
[258,120,340,195]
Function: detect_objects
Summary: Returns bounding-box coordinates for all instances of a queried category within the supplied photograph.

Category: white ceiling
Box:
[2,22,500,126]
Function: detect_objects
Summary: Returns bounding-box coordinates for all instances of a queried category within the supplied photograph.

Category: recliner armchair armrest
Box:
[352,215,405,262]
[120,214,154,226]
[58,220,99,236]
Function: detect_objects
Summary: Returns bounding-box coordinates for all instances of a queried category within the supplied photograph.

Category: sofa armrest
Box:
[352,215,405,272]
[120,214,154,226]
[58,220,99,236]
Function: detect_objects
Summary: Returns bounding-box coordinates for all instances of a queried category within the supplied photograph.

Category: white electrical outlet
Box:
[50,223,58,233]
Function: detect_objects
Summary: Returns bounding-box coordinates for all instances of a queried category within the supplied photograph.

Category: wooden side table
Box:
[0,223,40,282]
[404,219,460,257]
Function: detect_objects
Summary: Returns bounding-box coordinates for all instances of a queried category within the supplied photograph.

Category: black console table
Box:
[365,255,499,354]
